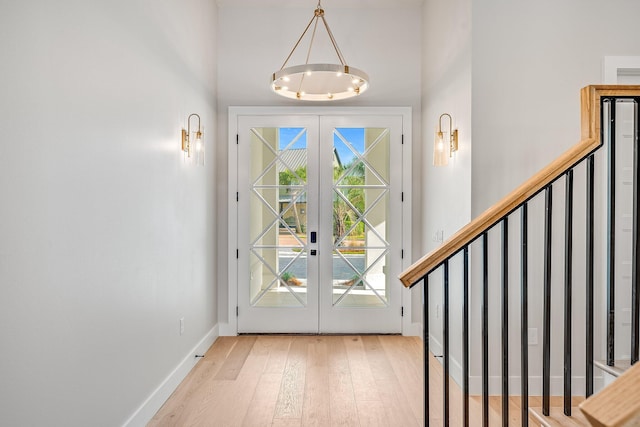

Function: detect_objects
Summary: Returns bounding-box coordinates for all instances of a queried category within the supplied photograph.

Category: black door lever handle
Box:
[310,231,317,243]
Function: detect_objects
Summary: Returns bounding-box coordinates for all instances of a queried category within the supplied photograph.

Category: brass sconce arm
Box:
[437,113,459,156]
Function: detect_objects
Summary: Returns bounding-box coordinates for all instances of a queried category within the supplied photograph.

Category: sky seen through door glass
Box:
[279,127,364,165]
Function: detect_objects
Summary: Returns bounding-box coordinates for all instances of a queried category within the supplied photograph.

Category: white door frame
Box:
[225,106,413,336]
[603,56,640,84]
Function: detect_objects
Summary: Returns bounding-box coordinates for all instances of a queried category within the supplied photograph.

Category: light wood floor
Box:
[148,335,581,427]
[149,335,424,426]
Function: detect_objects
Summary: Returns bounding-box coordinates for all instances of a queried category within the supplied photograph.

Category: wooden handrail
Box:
[400,85,640,288]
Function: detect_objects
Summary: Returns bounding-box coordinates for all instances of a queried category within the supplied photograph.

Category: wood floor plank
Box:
[328,372,359,427]
[274,338,307,419]
[182,379,236,427]
[356,400,390,426]
[148,337,238,426]
[375,379,421,427]
[186,349,269,426]
[326,334,350,376]
[378,335,424,420]
[271,419,302,427]
[361,335,396,381]
[325,336,360,426]
[214,335,257,380]
[241,372,282,427]
[470,395,510,426]
[301,338,331,426]
[241,337,297,426]
[343,336,381,402]
[260,336,294,375]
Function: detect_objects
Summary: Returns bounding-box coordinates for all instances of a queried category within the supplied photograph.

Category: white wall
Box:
[215,1,423,331]
[472,0,640,215]
[420,0,473,335]
[0,1,218,425]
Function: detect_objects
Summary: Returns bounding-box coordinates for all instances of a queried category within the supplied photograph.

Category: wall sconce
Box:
[181,113,204,165]
[433,113,459,166]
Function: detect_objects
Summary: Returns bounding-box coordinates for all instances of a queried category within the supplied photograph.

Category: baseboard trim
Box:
[426,333,604,396]
[428,333,442,354]
[468,374,604,397]
[219,321,237,336]
[122,324,219,427]
[404,322,423,337]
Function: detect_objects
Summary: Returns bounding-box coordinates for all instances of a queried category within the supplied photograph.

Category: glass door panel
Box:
[249,127,308,308]
[319,117,402,333]
[237,117,319,333]
[332,127,390,308]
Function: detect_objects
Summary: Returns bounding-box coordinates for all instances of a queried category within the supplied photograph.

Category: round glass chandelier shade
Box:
[272,64,369,101]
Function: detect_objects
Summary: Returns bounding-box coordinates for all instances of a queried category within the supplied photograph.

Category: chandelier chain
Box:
[279,14,317,70]
[279,2,347,70]
[305,11,320,65]
[320,15,347,66]
[296,12,322,94]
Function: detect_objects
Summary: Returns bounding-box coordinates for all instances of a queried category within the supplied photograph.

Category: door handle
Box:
[310,231,317,243]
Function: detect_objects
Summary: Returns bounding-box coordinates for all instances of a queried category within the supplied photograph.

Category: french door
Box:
[234,113,405,333]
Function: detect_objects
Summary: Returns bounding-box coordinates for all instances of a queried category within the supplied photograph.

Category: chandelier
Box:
[271,1,369,101]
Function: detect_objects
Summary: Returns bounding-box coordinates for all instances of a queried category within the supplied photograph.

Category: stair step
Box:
[529,407,590,427]
[580,361,640,427]
[594,359,631,378]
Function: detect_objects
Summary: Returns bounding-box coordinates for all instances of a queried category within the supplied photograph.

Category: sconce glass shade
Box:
[181,114,204,166]
[433,113,459,167]
[193,129,204,166]
[433,130,449,166]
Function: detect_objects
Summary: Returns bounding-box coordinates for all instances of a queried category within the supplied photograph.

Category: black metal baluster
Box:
[502,218,509,427]
[586,155,595,396]
[443,260,450,427]
[564,170,574,416]
[463,247,470,427]
[423,275,430,426]
[521,203,529,427]
[543,186,552,416]
[607,99,616,367]
[482,232,489,427]
[633,98,640,366]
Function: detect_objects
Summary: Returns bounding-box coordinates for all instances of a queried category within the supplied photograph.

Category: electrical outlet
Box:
[180,317,185,335]
[528,328,538,346]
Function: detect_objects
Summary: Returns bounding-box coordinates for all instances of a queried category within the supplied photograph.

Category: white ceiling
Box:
[216,0,423,8]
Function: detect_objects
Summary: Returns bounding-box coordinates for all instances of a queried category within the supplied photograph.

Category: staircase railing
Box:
[400,85,640,426]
